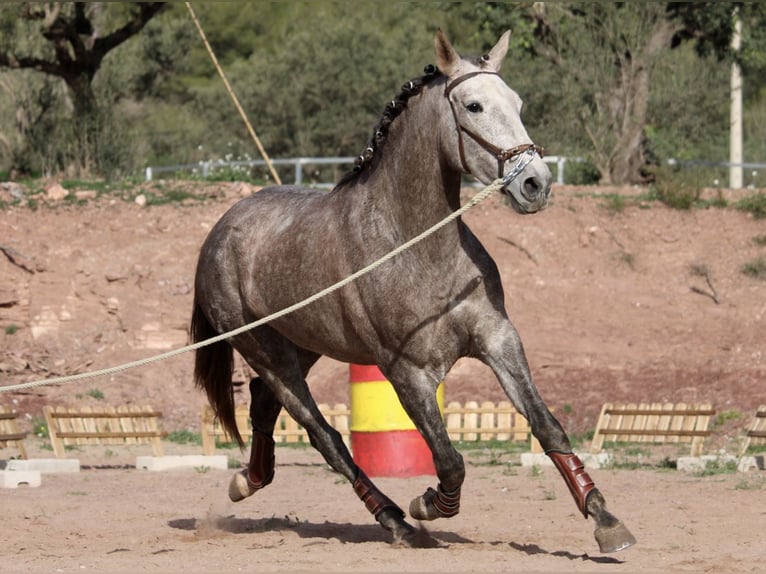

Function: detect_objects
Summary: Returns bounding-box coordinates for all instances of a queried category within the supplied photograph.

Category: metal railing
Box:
[144,155,572,186]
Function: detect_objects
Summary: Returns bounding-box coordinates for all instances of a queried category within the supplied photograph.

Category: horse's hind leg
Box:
[481,322,636,553]
[229,376,283,502]
[232,338,421,545]
[266,371,422,545]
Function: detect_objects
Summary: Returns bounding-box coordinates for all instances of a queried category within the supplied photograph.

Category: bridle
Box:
[444,71,544,180]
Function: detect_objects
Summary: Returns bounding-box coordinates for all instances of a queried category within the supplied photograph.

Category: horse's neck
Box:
[355,91,462,238]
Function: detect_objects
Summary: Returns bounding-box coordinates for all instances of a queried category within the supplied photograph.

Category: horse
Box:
[191,29,636,553]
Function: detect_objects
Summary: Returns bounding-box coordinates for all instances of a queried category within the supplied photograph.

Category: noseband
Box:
[444,71,544,179]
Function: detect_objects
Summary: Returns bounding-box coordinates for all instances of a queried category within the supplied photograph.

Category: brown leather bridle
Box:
[444,71,544,179]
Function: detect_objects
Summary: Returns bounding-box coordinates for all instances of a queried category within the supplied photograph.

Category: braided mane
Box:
[334,65,442,189]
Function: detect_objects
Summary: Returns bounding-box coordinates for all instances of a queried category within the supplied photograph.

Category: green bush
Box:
[649,165,702,210]
[736,192,766,219]
[564,159,601,185]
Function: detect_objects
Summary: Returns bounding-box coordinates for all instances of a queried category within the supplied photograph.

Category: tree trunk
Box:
[65,73,99,175]
[607,18,677,185]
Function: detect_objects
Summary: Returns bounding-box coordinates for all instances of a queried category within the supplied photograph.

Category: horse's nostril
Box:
[523,177,542,199]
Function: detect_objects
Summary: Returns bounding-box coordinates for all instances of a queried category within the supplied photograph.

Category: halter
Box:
[444,71,544,179]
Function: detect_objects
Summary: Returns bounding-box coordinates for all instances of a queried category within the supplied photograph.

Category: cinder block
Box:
[677,454,739,473]
[136,455,228,471]
[520,451,611,469]
[6,458,80,473]
[0,470,41,488]
[737,455,765,472]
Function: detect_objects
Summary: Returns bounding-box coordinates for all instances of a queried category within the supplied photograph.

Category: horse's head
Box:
[435,29,552,214]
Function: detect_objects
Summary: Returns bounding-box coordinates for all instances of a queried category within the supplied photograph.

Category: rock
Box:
[0,182,25,201]
[134,194,147,207]
[44,182,69,201]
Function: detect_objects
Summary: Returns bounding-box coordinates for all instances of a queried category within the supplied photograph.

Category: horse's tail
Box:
[190,299,244,447]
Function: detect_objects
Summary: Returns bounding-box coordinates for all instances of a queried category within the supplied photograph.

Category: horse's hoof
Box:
[408,489,440,521]
[228,469,257,502]
[594,521,636,553]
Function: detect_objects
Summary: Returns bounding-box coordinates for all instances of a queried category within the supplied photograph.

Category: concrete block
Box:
[0,470,41,488]
[737,455,765,472]
[6,458,80,473]
[677,454,739,473]
[136,455,228,471]
[520,451,611,469]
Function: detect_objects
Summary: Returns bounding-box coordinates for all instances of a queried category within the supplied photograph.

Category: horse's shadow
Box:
[168,515,471,546]
[506,541,624,565]
[169,516,624,563]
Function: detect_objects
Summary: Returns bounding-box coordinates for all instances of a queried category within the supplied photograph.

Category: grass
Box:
[735,192,766,219]
[742,257,766,280]
[4,324,19,335]
[141,189,202,206]
[166,430,202,445]
[693,458,738,477]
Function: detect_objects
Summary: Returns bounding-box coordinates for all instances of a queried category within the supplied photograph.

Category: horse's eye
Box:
[466,102,483,113]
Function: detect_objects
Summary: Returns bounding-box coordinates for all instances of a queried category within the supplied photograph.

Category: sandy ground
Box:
[1,443,765,573]
[1,182,764,441]
[1,182,765,571]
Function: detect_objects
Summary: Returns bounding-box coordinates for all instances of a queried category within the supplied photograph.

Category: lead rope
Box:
[0,145,536,395]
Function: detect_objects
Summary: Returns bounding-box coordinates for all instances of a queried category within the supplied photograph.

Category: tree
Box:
[529,2,766,184]
[0,2,165,174]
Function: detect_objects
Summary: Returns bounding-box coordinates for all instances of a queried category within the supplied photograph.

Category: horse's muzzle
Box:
[503,171,551,214]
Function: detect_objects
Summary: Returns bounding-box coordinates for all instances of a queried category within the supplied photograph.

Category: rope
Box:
[184,2,282,185]
[0,170,524,394]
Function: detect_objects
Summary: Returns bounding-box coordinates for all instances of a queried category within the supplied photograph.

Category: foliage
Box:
[735,192,766,219]
[649,164,702,210]
[0,2,765,183]
[166,430,202,445]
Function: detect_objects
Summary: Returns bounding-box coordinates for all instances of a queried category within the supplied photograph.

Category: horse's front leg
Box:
[385,370,465,522]
[480,322,636,553]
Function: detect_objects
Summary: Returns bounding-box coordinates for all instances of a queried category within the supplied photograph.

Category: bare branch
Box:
[92,3,165,57]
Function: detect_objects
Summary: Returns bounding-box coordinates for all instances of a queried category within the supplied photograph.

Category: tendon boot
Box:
[547,450,595,517]
[229,430,275,502]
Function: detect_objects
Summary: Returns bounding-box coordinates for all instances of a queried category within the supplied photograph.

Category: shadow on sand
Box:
[169,514,472,546]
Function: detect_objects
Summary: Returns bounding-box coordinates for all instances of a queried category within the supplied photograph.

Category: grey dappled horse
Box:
[191,30,635,553]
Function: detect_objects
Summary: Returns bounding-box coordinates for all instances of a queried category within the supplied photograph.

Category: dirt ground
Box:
[1,181,764,438]
[2,442,765,573]
[1,181,765,571]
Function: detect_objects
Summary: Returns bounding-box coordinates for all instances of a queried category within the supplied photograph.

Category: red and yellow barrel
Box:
[349,364,444,477]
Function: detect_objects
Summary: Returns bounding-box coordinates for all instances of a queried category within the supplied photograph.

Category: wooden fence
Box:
[0,405,27,459]
[590,402,715,456]
[740,405,766,455]
[43,405,165,458]
[201,400,539,455]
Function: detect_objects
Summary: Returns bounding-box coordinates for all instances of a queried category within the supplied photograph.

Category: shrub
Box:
[736,192,766,220]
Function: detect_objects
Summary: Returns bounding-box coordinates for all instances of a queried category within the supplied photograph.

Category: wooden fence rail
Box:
[740,405,766,456]
[201,400,540,455]
[43,405,165,458]
[590,402,715,456]
[0,405,27,459]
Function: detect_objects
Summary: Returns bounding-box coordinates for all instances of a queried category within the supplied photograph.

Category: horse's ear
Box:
[484,30,511,72]
[434,28,460,76]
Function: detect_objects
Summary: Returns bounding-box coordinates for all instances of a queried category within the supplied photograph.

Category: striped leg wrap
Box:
[353,469,405,519]
[432,484,461,518]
